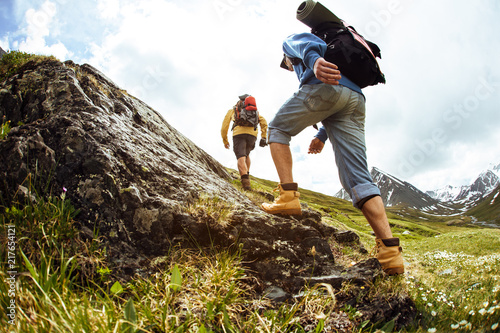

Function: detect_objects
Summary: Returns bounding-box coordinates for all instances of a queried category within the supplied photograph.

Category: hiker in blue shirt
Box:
[261,31,404,275]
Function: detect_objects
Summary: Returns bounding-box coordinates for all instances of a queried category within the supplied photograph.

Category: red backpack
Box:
[233,95,259,130]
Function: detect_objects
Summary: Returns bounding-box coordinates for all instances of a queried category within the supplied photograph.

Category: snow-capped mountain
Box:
[370,167,443,210]
[334,163,500,218]
[426,166,500,208]
[335,167,446,211]
[426,185,463,202]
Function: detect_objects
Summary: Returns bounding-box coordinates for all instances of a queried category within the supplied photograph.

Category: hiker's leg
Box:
[361,195,392,239]
[237,156,248,176]
[244,135,256,174]
[322,90,402,274]
[267,84,347,182]
[364,196,403,275]
[262,143,301,215]
[233,134,254,176]
[321,89,380,209]
[269,143,294,183]
[263,84,347,216]
[268,84,346,141]
[245,155,251,174]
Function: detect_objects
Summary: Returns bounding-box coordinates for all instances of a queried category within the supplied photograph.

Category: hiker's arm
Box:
[313,57,341,85]
[315,126,328,143]
[308,126,327,154]
[259,115,268,140]
[221,110,233,148]
[283,33,326,70]
[283,33,340,84]
[308,137,325,154]
[258,115,268,147]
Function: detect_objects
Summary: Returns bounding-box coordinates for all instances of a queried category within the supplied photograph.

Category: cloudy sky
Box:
[1,0,499,196]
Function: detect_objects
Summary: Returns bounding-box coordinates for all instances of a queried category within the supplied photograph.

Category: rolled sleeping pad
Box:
[296,0,342,28]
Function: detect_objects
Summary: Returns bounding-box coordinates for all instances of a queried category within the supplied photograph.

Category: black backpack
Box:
[312,21,386,88]
[232,95,259,130]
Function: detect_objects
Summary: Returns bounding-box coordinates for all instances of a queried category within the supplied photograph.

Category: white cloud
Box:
[97,0,121,20]
[14,0,71,59]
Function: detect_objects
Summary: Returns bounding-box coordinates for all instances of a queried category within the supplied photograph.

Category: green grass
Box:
[244,171,500,332]
[0,196,337,332]
[0,50,58,81]
[403,230,500,332]
[466,185,500,226]
[1,116,10,140]
[0,166,498,333]
[0,174,348,332]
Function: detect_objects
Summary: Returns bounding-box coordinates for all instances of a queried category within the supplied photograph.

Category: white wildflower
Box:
[492,323,499,331]
[451,323,459,330]
[479,308,486,315]
[459,320,468,326]
[431,311,437,317]
[428,328,437,333]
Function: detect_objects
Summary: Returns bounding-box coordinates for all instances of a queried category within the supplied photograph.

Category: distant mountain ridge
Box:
[335,167,444,211]
[335,163,500,221]
[370,167,440,209]
[426,165,500,208]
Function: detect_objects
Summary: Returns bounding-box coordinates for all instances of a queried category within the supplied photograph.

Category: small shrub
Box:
[1,116,10,140]
[0,50,57,81]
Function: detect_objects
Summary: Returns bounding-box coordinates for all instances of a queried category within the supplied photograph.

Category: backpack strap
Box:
[343,23,377,59]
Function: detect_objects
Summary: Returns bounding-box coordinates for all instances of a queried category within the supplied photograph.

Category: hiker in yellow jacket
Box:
[221,94,268,191]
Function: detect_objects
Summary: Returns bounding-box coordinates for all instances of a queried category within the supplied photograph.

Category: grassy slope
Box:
[245,170,500,332]
[466,185,500,226]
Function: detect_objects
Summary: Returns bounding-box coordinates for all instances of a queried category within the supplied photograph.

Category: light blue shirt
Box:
[283,33,363,95]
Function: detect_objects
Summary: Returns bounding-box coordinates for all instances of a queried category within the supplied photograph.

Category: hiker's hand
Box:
[313,57,341,85]
[224,143,230,149]
[259,138,267,147]
[308,137,325,154]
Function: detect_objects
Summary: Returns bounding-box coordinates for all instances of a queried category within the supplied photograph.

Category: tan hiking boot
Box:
[261,183,302,215]
[241,177,251,191]
[374,238,404,275]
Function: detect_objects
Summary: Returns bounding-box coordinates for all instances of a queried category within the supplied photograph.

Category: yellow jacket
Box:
[221,108,268,146]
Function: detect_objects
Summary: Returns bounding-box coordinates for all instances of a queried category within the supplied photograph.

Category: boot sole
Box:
[261,204,302,216]
[383,266,404,275]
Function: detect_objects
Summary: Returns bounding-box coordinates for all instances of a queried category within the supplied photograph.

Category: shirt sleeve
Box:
[221,109,234,146]
[282,33,327,70]
[258,115,268,139]
[314,126,329,143]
